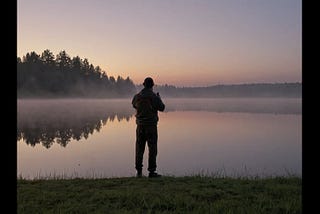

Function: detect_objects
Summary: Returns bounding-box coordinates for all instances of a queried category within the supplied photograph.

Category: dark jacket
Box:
[132,88,165,125]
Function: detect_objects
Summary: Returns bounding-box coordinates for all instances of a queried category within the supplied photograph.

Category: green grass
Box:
[17,175,301,214]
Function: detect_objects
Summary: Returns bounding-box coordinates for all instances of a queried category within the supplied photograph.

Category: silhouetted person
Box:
[132,77,165,178]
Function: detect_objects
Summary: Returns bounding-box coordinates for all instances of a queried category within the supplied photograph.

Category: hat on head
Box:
[143,77,154,88]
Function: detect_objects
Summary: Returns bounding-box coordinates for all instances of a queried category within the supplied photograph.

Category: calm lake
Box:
[17,98,301,179]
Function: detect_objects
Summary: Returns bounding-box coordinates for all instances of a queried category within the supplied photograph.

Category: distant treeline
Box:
[18,49,301,98]
[17,49,136,98]
[149,82,302,98]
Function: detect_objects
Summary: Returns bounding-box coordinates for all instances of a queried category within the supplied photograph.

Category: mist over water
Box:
[17,99,134,147]
[17,98,301,179]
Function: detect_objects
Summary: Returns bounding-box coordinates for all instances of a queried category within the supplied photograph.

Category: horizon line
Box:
[137,81,302,88]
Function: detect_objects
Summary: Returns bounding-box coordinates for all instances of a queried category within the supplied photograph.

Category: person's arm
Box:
[155,93,165,112]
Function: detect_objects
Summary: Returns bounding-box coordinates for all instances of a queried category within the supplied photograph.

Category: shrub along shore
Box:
[17,175,301,213]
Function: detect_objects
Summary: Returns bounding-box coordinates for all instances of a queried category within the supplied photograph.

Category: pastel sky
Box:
[17,0,301,87]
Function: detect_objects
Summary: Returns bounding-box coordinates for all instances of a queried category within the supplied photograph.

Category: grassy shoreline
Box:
[17,175,301,213]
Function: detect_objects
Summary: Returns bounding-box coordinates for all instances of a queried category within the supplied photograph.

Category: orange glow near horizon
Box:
[18,0,301,87]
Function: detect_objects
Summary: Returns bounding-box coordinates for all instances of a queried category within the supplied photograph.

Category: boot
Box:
[148,171,161,178]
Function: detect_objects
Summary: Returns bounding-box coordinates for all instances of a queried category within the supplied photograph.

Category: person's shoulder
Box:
[132,93,139,100]
[150,91,159,98]
[135,90,143,96]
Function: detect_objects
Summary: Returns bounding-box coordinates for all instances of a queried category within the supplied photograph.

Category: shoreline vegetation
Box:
[18,50,301,99]
[17,175,301,213]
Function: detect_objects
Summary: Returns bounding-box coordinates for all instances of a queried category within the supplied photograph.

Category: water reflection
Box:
[17,99,134,148]
[17,98,301,148]
[165,98,301,114]
[18,98,301,178]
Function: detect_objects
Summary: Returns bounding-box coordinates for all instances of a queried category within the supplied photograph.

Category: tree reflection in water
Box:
[18,98,301,148]
[17,99,135,148]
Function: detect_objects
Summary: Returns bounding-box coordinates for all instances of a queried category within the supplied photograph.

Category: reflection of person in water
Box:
[132,77,165,178]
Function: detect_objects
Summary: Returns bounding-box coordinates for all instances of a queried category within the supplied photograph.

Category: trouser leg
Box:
[135,125,146,171]
[146,125,158,172]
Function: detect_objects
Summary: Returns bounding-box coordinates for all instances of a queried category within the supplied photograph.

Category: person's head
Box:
[143,77,154,89]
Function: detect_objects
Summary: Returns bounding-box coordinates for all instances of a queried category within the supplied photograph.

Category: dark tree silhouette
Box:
[17,49,301,99]
[17,49,137,98]
[41,49,55,66]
